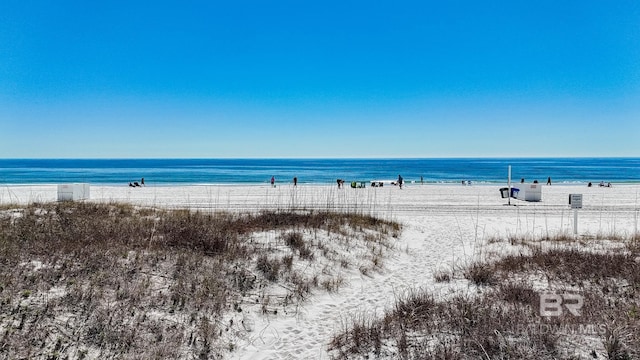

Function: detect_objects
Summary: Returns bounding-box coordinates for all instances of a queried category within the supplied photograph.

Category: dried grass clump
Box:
[463,261,496,286]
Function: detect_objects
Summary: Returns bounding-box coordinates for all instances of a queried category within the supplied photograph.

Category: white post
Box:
[573,209,578,235]
[508,165,511,206]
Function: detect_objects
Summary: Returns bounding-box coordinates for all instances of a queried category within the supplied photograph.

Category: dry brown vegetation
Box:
[330,234,640,359]
[0,201,400,359]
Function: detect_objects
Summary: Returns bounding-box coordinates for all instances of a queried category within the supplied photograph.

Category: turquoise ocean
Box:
[0,158,638,186]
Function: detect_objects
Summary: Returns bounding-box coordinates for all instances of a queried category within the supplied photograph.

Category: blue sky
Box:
[1,1,639,158]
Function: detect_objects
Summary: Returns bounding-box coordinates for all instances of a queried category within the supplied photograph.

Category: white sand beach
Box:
[2,183,639,359]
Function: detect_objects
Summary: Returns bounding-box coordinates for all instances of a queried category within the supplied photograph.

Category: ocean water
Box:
[0,158,638,185]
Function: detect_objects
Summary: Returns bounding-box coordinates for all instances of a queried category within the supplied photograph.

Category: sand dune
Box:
[2,183,638,358]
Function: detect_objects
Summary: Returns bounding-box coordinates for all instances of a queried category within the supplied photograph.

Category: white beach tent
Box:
[57,183,90,201]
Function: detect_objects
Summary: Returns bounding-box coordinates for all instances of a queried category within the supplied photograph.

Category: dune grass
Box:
[330,233,640,359]
[0,201,400,359]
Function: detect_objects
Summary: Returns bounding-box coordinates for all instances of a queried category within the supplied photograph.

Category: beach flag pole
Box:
[508,165,512,206]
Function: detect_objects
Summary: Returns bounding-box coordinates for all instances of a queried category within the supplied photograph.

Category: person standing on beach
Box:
[293,177,297,186]
[547,177,551,185]
[398,175,403,189]
[271,176,275,187]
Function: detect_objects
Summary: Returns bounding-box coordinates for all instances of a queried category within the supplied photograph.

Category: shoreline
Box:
[3,183,639,219]
[2,181,638,187]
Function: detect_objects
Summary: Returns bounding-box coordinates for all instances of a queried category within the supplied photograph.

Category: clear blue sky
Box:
[1,1,639,158]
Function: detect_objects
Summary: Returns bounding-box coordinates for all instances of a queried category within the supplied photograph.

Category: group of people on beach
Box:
[269,176,407,189]
[516,177,613,188]
[128,178,145,187]
[517,177,553,185]
[588,181,612,188]
[128,175,613,189]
